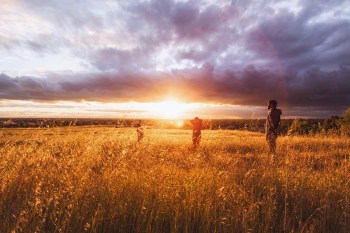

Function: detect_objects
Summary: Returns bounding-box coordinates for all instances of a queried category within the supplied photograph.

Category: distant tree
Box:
[288,118,303,135]
[288,118,318,135]
[339,108,350,137]
[322,115,341,135]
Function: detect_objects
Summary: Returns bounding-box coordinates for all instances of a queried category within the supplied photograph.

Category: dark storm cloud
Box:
[106,0,350,73]
[1,64,349,115]
[253,1,350,69]
[0,73,58,100]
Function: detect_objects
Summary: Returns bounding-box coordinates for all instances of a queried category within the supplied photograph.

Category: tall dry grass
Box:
[0,127,349,232]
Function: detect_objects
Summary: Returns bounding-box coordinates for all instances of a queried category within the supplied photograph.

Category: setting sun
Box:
[176,120,184,127]
[149,100,188,119]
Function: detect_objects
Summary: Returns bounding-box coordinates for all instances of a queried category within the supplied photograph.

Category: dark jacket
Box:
[266,108,282,133]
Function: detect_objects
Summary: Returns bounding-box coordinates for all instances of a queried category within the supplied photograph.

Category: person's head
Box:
[268,100,277,109]
[194,117,199,120]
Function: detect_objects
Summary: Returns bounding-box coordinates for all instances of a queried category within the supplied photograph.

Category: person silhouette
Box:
[190,117,202,148]
[266,100,282,155]
[135,120,144,142]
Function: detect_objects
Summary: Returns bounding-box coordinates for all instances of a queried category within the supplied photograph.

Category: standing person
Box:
[135,120,144,142]
[266,100,282,155]
[190,117,202,148]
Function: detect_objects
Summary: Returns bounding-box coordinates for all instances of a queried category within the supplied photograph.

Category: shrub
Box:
[339,108,350,136]
[322,115,341,135]
[288,118,318,135]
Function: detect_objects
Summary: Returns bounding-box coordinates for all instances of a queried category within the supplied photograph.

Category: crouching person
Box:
[190,117,202,148]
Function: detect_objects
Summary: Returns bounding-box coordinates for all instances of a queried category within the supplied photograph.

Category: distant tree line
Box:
[1,107,350,136]
[287,108,350,136]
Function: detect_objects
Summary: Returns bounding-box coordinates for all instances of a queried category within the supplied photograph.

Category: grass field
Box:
[0,127,349,232]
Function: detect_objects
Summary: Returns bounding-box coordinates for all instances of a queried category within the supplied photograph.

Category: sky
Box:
[0,0,349,119]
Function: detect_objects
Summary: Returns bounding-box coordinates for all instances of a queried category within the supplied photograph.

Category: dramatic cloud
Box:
[1,64,349,113]
[0,0,349,117]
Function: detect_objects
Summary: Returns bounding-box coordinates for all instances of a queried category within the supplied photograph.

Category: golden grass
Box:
[0,127,349,232]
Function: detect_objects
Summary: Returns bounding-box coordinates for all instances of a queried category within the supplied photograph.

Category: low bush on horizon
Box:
[0,128,349,232]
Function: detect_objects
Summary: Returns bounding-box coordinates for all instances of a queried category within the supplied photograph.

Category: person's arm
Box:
[277,109,282,129]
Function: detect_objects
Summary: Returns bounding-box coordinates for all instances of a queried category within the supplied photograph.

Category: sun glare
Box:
[176,120,184,127]
[149,100,187,119]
